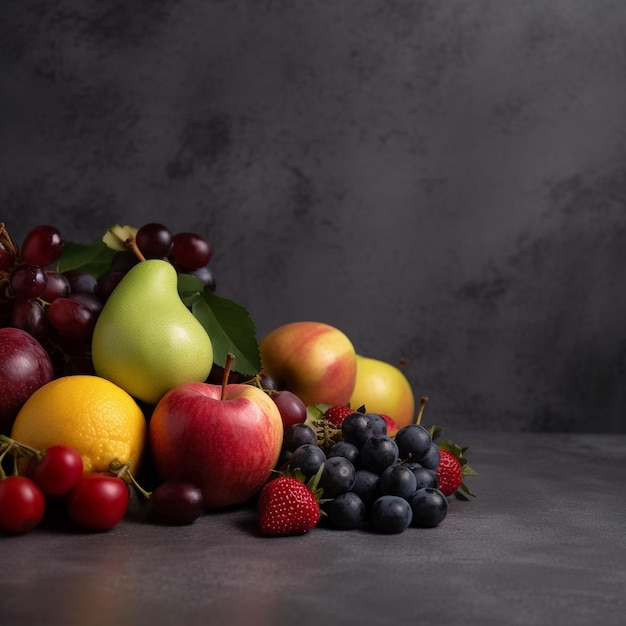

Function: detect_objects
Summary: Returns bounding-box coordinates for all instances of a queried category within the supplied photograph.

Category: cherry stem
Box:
[109,459,152,500]
[221,352,235,400]
[413,396,429,425]
[125,236,146,262]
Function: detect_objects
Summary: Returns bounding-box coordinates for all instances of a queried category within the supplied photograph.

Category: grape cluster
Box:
[280,412,449,533]
[0,222,215,377]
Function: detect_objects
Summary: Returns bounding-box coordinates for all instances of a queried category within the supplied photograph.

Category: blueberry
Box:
[352,469,381,509]
[282,423,317,453]
[365,413,387,436]
[408,487,448,528]
[370,495,412,533]
[323,492,366,530]
[359,435,399,474]
[404,463,439,490]
[395,424,432,463]
[418,442,441,470]
[327,440,360,467]
[289,443,326,478]
[341,412,375,447]
[318,456,356,498]
[379,464,418,499]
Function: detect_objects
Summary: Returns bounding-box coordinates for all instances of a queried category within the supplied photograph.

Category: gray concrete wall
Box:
[2,0,625,432]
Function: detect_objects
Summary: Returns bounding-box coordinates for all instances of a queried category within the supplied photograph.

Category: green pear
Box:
[92,259,214,404]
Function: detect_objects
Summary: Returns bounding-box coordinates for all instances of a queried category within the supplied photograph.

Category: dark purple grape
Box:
[110,250,139,272]
[10,264,48,300]
[379,464,418,499]
[151,480,205,524]
[41,271,70,302]
[10,299,50,340]
[370,495,412,533]
[188,266,216,292]
[62,269,97,294]
[170,232,211,270]
[282,423,317,452]
[323,492,366,530]
[95,271,126,301]
[21,225,64,267]
[259,374,277,391]
[288,444,326,479]
[136,223,173,259]
[47,298,96,343]
[407,487,448,528]
[359,435,399,474]
[318,456,356,498]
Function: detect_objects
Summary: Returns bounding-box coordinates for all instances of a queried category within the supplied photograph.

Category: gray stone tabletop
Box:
[2,431,625,626]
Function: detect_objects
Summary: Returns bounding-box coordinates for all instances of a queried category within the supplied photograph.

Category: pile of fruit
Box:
[0,222,476,536]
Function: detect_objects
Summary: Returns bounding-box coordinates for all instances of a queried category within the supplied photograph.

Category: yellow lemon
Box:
[11,375,147,475]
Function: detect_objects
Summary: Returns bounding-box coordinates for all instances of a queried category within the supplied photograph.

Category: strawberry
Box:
[429,427,478,499]
[257,475,321,536]
[436,449,463,496]
[323,405,355,427]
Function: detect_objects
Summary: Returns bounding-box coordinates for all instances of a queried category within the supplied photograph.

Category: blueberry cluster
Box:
[280,413,449,534]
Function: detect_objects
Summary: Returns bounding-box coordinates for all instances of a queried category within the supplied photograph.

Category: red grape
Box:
[272,390,308,429]
[20,225,64,267]
[151,480,205,524]
[136,223,173,259]
[10,298,50,340]
[41,270,70,302]
[170,232,211,270]
[10,264,48,300]
[47,297,97,343]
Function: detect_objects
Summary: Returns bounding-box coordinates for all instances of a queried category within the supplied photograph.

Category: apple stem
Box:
[413,396,429,425]
[221,352,235,400]
[124,236,146,262]
[397,357,407,369]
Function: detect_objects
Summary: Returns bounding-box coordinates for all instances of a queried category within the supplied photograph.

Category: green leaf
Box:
[187,288,261,376]
[57,241,117,278]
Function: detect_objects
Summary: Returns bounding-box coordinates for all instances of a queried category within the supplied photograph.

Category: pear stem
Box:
[413,396,429,425]
[125,236,146,262]
[221,353,235,400]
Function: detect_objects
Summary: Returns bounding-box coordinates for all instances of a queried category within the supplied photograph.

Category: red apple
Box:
[148,381,283,510]
[0,328,55,434]
[259,321,357,407]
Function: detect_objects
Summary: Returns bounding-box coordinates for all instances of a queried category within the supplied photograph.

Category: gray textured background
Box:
[2,0,625,432]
